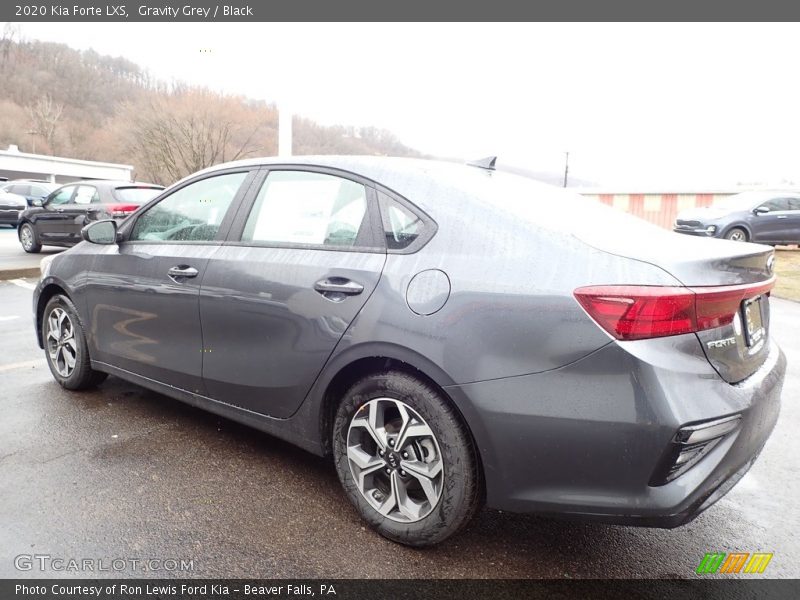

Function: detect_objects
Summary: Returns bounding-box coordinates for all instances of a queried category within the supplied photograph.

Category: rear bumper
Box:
[0,209,22,224]
[446,336,785,527]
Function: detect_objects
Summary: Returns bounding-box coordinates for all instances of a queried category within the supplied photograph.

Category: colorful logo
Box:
[696,552,773,574]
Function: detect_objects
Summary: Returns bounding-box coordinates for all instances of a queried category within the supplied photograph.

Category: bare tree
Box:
[0,23,20,63]
[125,90,268,184]
[26,95,64,154]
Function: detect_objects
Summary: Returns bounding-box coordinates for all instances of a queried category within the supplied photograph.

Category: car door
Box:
[84,169,256,393]
[60,184,101,243]
[750,197,792,243]
[36,185,77,243]
[199,168,387,418]
[779,197,800,243]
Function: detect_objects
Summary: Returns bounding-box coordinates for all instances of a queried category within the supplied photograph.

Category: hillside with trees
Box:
[0,26,422,185]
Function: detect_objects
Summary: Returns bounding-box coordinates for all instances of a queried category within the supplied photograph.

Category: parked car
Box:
[1,180,59,207]
[33,157,785,546]
[674,191,800,244]
[0,190,28,227]
[18,180,164,253]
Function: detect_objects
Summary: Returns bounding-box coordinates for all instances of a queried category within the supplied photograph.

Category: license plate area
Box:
[742,295,766,348]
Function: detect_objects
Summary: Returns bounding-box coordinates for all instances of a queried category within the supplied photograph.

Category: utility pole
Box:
[27,129,37,154]
[563,151,569,188]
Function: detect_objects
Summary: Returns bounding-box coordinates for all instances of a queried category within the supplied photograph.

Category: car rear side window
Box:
[378,194,424,250]
[242,171,368,248]
[130,172,247,242]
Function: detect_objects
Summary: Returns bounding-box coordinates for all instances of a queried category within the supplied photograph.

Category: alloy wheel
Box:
[20,225,34,251]
[46,307,77,377]
[347,397,444,523]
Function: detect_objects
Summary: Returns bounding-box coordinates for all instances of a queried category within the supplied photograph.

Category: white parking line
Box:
[8,278,36,290]
[0,359,45,373]
[0,315,20,322]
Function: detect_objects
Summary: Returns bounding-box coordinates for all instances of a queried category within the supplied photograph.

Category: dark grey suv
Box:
[674,191,800,243]
[34,157,786,546]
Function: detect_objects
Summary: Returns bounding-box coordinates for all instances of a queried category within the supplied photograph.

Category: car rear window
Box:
[113,187,163,204]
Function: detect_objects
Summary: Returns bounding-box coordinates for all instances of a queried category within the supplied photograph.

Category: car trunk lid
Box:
[572,216,775,383]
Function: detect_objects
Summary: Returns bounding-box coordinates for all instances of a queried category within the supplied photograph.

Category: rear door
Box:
[779,197,800,244]
[199,168,386,418]
[84,169,256,393]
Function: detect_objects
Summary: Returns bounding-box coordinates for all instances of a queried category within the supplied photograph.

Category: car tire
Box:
[42,294,107,390]
[333,371,481,547]
[19,222,41,253]
[724,227,748,242]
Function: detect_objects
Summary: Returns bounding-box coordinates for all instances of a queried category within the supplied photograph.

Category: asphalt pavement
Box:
[0,277,798,579]
[0,226,61,279]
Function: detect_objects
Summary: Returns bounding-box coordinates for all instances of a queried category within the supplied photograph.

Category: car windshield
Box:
[113,187,163,204]
[711,193,776,210]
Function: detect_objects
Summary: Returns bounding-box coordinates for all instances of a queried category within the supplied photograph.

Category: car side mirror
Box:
[82,219,118,245]
[754,206,770,215]
[32,198,43,207]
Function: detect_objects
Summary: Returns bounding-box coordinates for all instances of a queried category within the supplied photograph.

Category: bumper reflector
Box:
[650,415,741,486]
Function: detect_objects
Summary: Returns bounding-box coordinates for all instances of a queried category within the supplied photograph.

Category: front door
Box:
[199,169,386,418]
[751,197,793,243]
[84,170,253,393]
[36,185,77,244]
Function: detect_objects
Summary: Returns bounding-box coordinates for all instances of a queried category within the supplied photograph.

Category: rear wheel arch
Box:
[316,351,485,500]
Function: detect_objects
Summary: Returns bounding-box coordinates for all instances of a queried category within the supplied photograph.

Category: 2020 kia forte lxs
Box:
[33,157,786,546]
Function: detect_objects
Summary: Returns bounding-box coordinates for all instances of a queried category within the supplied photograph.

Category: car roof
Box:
[177,155,560,214]
[53,180,164,189]
[4,180,58,186]
[729,190,800,199]
[188,155,485,181]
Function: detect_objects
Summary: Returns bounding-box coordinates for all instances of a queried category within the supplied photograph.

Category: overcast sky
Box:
[15,22,800,188]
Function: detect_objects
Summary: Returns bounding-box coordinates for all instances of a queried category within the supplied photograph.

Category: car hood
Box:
[676,207,733,221]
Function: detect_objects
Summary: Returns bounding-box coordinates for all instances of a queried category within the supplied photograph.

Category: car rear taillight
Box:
[108,204,139,217]
[573,278,775,341]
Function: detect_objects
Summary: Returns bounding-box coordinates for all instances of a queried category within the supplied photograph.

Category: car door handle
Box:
[168,265,199,279]
[314,278,364,295]
[55,208,64,212]
[777,215,788,219]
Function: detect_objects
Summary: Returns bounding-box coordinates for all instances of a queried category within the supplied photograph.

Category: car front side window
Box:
[760,198,791,212]
[130,172,247,242]
[47,186,76,206]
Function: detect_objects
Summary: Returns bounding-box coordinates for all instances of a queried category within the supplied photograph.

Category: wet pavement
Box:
[0,277,798,579]
[0,227,61,277]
